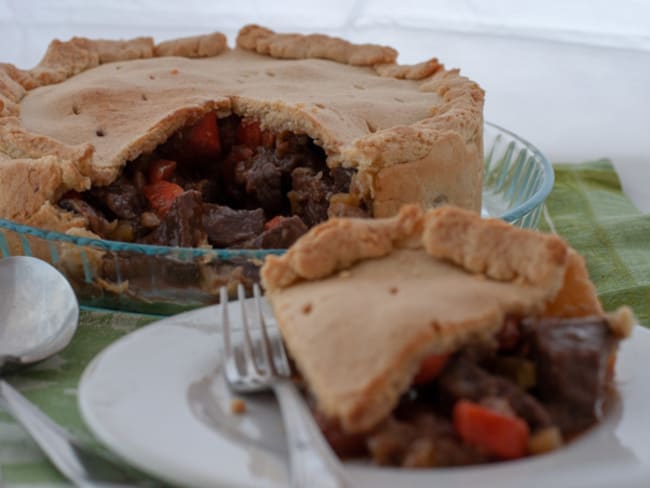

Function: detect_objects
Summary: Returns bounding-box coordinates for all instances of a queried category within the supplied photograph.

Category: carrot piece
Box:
[236,118,262,148]
[187,112,221,158]
[265,215,286,231]
[148,159,177,183]
[412,353,450,385]
[453,400,530,460]
[143,180,184,216]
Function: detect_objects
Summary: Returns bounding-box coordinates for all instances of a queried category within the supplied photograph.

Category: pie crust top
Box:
[261,206,634,433]
[0,25,484,239]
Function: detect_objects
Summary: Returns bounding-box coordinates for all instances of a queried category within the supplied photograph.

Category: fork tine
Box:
[270,322,292,377]
[237,284,262,377]
[221,289,349,486]
[254,284,292,377]
[219,287,241,382]
[253,284,277,376]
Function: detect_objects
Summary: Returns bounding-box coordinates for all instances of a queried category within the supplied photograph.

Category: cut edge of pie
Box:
[0,25,484,244]
[260,205,634,433]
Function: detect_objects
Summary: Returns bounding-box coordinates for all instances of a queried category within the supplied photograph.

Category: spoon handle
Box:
[0,380,153,487]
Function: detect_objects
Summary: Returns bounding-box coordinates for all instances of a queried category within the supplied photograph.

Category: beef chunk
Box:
[243,149,284,214]
[232,141,328,216]
[244,215,308,249]
[523,316,617,433]
[202,204,265,248]
[140,191,205,247]
[437,356,553,430]
[288,167,331,227]
[220,146,254,204]
[88,176,144,220]
[59,198,116,238]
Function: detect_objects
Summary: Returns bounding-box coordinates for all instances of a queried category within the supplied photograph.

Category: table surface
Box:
[1,0,649,212]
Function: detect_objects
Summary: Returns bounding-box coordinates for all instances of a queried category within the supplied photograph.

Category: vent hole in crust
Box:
[95,129,105,137]
[302,303,313,315]
[141,94,148,101]
[72,105,80,115]
[430,321,441,333]
[389,287,398,295]
[149,75,155,80]
[431,194,449,207]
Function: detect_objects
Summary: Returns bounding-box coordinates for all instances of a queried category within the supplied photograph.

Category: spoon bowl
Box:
[0,256,79,369]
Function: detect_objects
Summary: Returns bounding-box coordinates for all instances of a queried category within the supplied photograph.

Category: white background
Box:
[2,0,649,211]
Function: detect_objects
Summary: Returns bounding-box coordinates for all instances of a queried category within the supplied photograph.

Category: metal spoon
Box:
[0,256,156,485]
[0,256,78,370]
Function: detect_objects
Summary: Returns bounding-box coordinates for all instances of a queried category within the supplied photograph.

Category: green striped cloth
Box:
[0,159,648,486]
[541,159,650,325]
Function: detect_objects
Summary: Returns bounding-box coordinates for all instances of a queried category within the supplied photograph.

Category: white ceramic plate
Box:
[78,303,650,488]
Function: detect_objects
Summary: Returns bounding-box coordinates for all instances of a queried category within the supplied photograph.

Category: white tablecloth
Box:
[2,0,649,211]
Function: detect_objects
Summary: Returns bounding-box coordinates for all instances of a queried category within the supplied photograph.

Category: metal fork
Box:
[219,284,352,488]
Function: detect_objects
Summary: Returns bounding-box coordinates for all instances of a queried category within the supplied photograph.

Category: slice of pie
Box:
[261,205,634,467]
[0,25,483,252]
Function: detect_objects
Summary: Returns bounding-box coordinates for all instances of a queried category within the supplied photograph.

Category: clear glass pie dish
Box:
[0,122,553,315]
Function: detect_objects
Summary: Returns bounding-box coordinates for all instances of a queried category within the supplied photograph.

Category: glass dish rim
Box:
[485,121,554,222]
[0,121,553,258]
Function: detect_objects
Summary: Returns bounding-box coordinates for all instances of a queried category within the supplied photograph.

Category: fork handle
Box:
[272,381,352,488]
[0,381,148,487]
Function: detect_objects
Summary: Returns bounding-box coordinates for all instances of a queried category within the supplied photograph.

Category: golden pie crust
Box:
[261,206,634,433]
[0,25,484,240]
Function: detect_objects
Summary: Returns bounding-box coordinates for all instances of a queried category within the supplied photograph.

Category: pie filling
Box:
[57,113,368,249]
[315,315,619,467]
